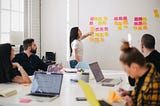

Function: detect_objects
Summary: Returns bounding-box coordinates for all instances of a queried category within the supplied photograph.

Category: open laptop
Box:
[78,79,112,106]
[29,71,63,100]
[89,62,121,86]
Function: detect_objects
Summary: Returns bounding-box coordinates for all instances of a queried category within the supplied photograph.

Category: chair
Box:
[45,52,56,65]
[75,62,90,70]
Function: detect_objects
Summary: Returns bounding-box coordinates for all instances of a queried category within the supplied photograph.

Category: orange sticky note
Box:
[138,26,142,30]
[94,17,97,20]
[89,37,94,42]
[154,9,158,14]
[20,83,30,86]
[114,21,118,25]
[107,90,122,103]
[123,20,128,25]
[94,38,99,43]
[99,38,104,42]
[143,26,147,30]
[142,21,147,25]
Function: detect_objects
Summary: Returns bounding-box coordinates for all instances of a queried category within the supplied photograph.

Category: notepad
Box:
[0,88,17,97]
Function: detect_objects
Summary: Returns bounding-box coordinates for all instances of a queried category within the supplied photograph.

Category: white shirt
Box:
[70,39,83,61]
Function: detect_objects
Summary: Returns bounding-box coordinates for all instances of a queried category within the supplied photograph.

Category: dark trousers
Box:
[69,60,78,68]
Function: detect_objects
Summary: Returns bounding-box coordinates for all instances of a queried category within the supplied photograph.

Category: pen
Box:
[70,79,78,82]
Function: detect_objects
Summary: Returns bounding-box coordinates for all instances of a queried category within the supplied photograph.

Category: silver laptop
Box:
[89,62,121,86]
[29,71,63,99]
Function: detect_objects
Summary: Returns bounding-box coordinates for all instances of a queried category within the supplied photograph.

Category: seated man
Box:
[13,38,48,75]
[129,34,160,86]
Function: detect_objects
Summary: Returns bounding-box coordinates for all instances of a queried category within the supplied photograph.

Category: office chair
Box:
[45,52,56,65]
[75,62,90,70]
[19,45,24,53]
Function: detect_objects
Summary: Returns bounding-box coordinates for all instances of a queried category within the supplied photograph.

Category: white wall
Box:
[41,0,68,67]
[41,0,160,70]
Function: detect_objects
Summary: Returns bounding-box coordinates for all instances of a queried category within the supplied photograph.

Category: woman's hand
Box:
[12,62,21,69]
[118,88,130,97]
[123,96,133,106]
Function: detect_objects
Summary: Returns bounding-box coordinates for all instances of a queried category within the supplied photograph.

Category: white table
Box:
[0,70,129,106]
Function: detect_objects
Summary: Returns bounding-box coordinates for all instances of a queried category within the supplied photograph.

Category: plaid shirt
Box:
[131,63,160,106]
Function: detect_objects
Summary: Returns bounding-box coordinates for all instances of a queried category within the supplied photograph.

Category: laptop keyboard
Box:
[29,93,57,97]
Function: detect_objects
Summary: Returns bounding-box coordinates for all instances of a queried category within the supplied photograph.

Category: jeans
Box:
[69,60,78,68]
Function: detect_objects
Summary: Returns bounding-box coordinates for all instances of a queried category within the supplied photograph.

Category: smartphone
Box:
[75,97,87,101]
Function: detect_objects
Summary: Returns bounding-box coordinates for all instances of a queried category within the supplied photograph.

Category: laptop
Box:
[29,71,63,99]
[89,62,121,86]
[78,79,112,106]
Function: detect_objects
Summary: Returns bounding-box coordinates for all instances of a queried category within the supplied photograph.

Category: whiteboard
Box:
[78,0,160,70]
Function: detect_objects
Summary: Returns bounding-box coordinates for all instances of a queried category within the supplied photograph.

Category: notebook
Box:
[29,71,63,100]
[89,62,121,86]
[78,79,112,106]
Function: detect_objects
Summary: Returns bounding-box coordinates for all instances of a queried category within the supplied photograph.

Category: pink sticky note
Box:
[139,22,142,25]
[123,16,127,20]
[104,27,108,31]
[100,27,103,31]
[96,27,99,32]
[139,17,142,20]
[90,17,94,21]
[19,98,32,103]
[134,17,139,21]
[134,22,138,25]
[89,21,93,25]
[119,16,123,20]
[114,17,118,20]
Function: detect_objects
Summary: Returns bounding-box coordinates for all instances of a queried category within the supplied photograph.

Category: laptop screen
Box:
[89,62,104,82]
[31,72,63,94]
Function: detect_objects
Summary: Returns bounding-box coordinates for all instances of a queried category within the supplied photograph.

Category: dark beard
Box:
[31,49,37,54]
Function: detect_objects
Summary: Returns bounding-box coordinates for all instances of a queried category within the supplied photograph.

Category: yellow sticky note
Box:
[123,25,128,28]
[118,22,122,25]
[90,27,95,32]
[104,16,108,20]
[89,37,94,42]
[107,90,122,103]
[142,17,147,21]
[99,38,104,42]
[99,33,104,37]
[95,33,99,36]
[103,21,107,25]
[94,17,97,20]
[98,21,102,25]
[118,26,122,30]
[98,17,102,21]
[133,26,137,30]
[114,21,118,25]
[155,14,159,18]
[78,80,100,106]
[104,32,108,36]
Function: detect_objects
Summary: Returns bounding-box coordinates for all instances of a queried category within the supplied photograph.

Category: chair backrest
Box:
[75,62,90,70]
[46,52,56,62]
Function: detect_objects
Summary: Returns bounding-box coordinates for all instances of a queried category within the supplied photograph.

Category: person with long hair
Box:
[119,41,160,106]
[0,43,31,83]
[69,27,93,68]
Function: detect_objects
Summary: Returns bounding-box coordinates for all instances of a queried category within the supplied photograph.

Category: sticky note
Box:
[143,26,147,30]
[123,16,127,20]
[134,22,138,25]
[142,17,147,21]
[118,22,122,25]
[133,26,137,30]
[104,16,108,20]
[142,21,147,25]
[89,37,94,42]
[94,17,97,20]
[114,17,118,20]
[123,20,128,25]
[98,17,102,21]
[96,28,99,32]
[138,26,142,30]
[100,27,103,31]
[118,26,122,30]
[123,25,128,28]
[99,38,104,42]
[20,83,30,86]
[104,32,108,36]
[139,17,142,21]
[139,22,142,25]
[98,21,102,25]
[154,9,158,14]
[107,90,122,103]
[90,27,95,32]
[104,27,108,31]
[114,21,118,25]
[90,17,94,21]
[19,98,32,103]
[89,22,93,25]
[95,33,99,36]
[103,21,106,25]
[134,17,139,21]
[119,16,123,20]
[94,38,99,43]
[155,14,159,18]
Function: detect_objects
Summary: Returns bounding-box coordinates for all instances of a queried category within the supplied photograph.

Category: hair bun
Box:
[120,41,130,52]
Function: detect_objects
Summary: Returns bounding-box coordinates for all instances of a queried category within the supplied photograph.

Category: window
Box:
[0,0,24,43]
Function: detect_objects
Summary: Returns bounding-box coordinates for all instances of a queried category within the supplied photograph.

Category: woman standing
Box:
[0,43,31,83]
[69,27,93,68]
